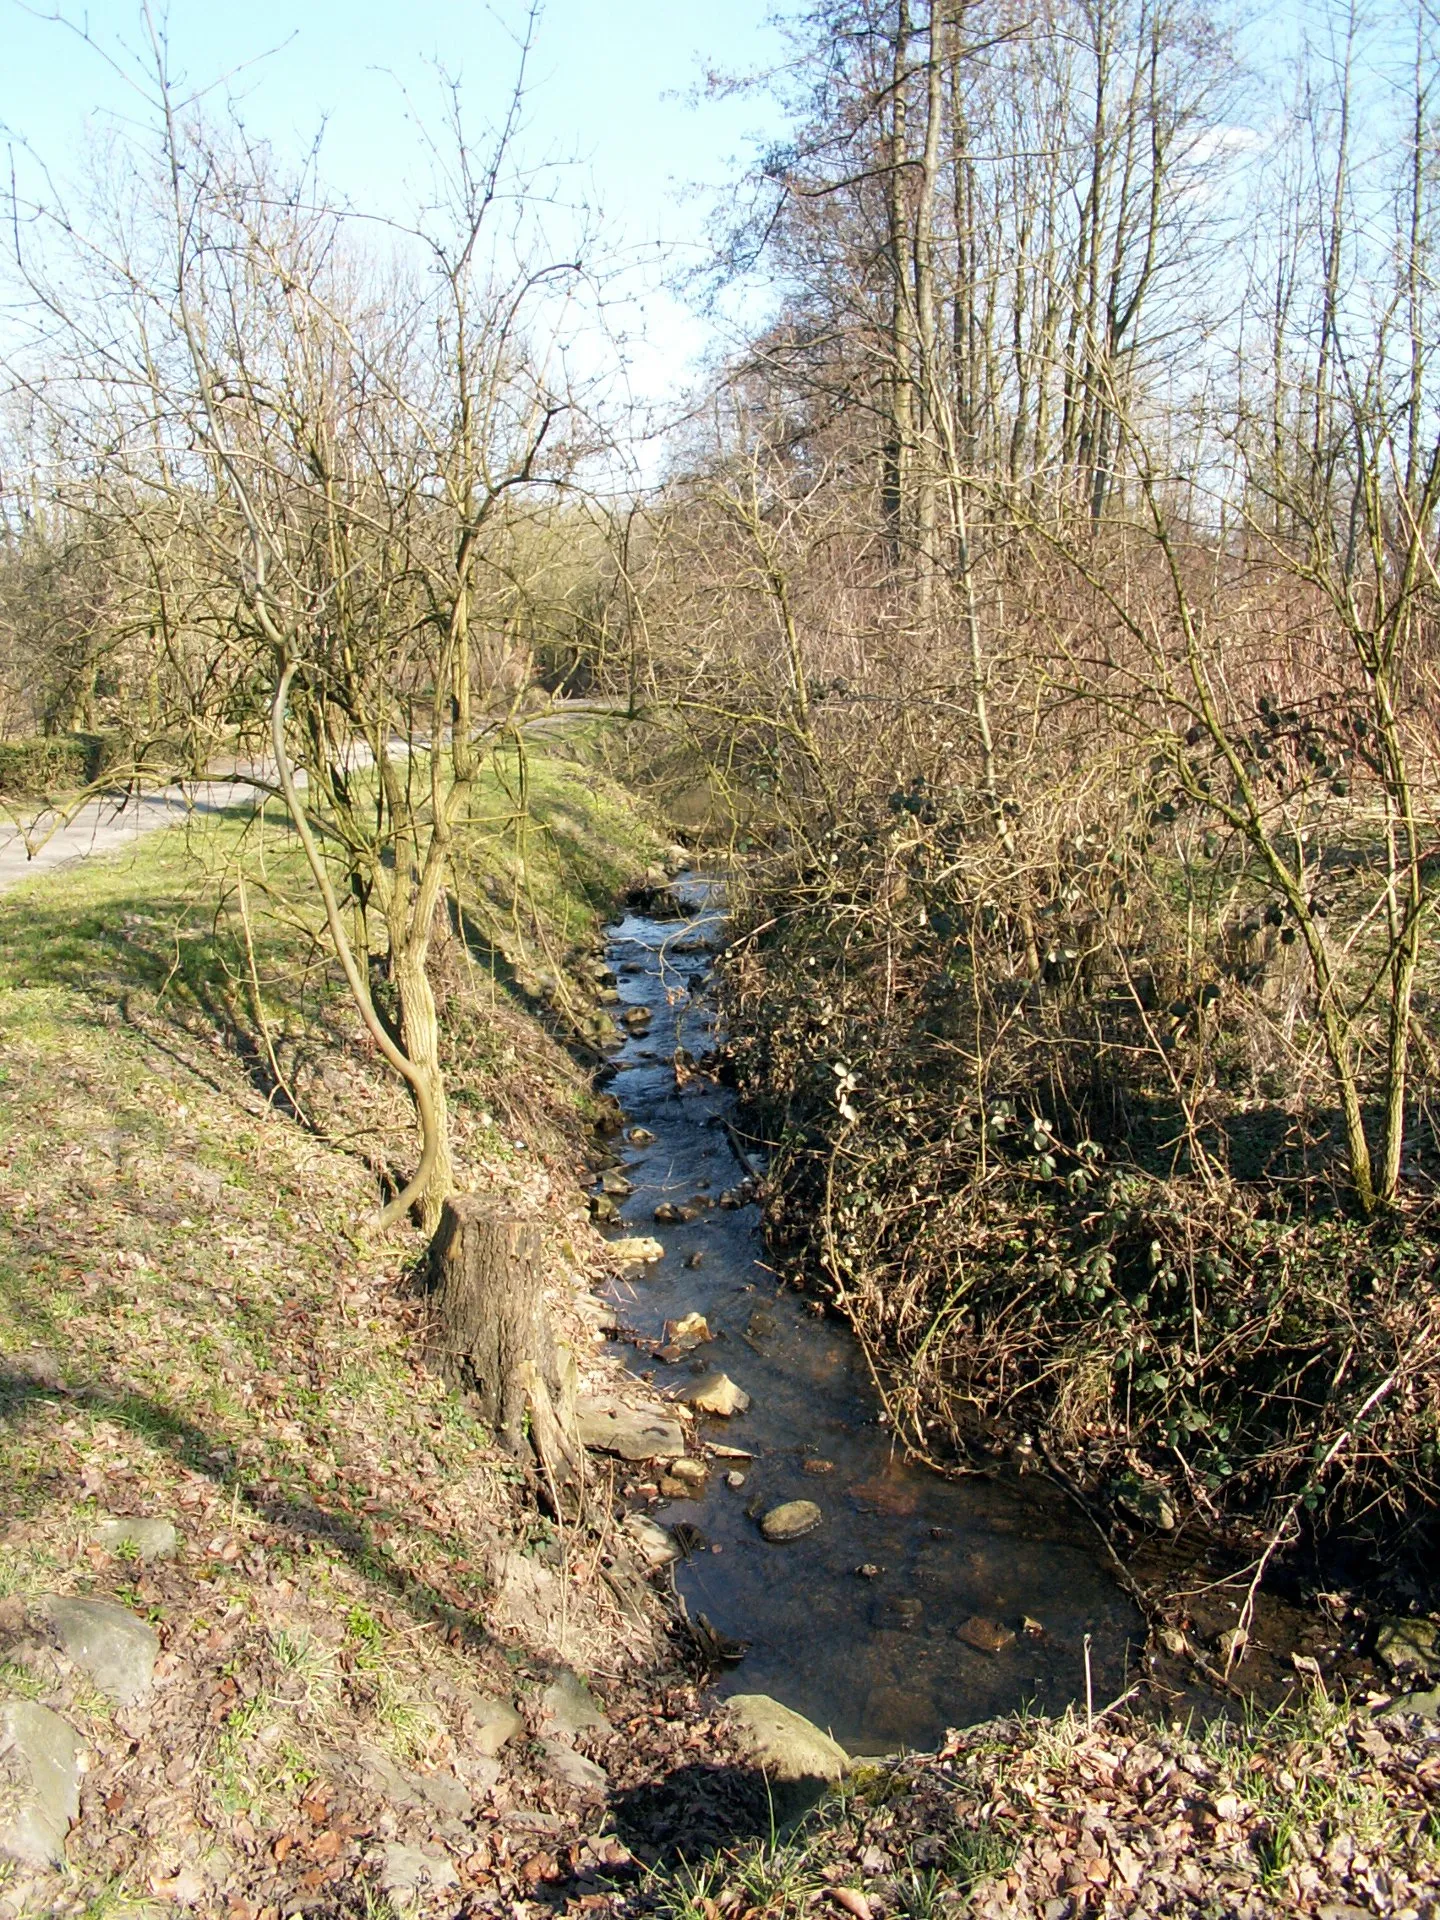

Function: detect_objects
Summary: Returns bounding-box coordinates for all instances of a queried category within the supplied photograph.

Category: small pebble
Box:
[725,1470,747,1489]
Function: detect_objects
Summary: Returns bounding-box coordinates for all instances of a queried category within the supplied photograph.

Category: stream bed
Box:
[594,880,1142,1755]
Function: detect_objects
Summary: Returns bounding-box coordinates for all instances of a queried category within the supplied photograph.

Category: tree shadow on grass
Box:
[0,1362,499,1654]
[532,1760,809,1909]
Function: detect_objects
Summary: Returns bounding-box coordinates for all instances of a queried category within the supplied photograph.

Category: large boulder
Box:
[724,1694,850,1818]
[0,1700,82,1867]
[574,1394,685,1461]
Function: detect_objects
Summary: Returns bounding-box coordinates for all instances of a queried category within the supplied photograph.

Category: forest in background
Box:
[4,0,1440,1602]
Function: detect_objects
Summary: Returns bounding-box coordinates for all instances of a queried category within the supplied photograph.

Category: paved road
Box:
[0,700,634,896]
[0,781,267,895]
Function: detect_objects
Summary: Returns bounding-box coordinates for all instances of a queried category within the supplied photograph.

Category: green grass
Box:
[0,733,653,1566]
[0,729,659,1033]
[456,729,667,944]
[1194,1687,1439,1873]
[0,726,665,1910]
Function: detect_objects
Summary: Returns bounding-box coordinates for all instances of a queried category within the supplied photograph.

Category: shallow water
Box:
[596,881,1141,1753]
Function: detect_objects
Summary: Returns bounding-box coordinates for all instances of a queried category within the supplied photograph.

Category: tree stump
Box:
[423,1194,585,1508]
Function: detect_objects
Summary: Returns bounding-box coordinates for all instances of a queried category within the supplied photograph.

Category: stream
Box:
[594,879,1142,1755]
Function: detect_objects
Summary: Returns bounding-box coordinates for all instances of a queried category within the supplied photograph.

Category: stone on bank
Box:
[724,1693,850,1817]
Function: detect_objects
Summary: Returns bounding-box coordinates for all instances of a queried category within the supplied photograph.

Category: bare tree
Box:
[5,7,603,1230]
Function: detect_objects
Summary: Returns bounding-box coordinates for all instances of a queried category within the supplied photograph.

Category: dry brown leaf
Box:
[149,1868,207,1905]
[831,1889,873,1920]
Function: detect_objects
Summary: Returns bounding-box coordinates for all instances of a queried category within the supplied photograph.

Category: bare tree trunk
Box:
[424,1195,585,1507]
[882,0,915,554]
[912,0,948,604]
[392,941,455,1234]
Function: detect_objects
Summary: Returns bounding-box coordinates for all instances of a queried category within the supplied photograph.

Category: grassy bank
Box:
[0,734,698,1917]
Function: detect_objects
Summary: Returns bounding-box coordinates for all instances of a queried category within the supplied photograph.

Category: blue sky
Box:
[1,0,788,410]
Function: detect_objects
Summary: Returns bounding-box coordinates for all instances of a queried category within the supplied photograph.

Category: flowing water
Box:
[595,880,1141,1754]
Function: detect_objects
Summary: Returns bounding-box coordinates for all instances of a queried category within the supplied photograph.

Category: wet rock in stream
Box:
[664,1313,711,1347]
[607,1236,664,1266]
[684,1371,750,1417]
[877,1595,923,1631]
[956,1615,1016,1653]
[760,1500,823,1543]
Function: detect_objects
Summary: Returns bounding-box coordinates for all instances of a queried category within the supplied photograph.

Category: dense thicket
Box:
[601,0,1440,1576]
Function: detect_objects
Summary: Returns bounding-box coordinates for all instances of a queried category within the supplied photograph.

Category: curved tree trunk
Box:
[393,947,454,1233]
